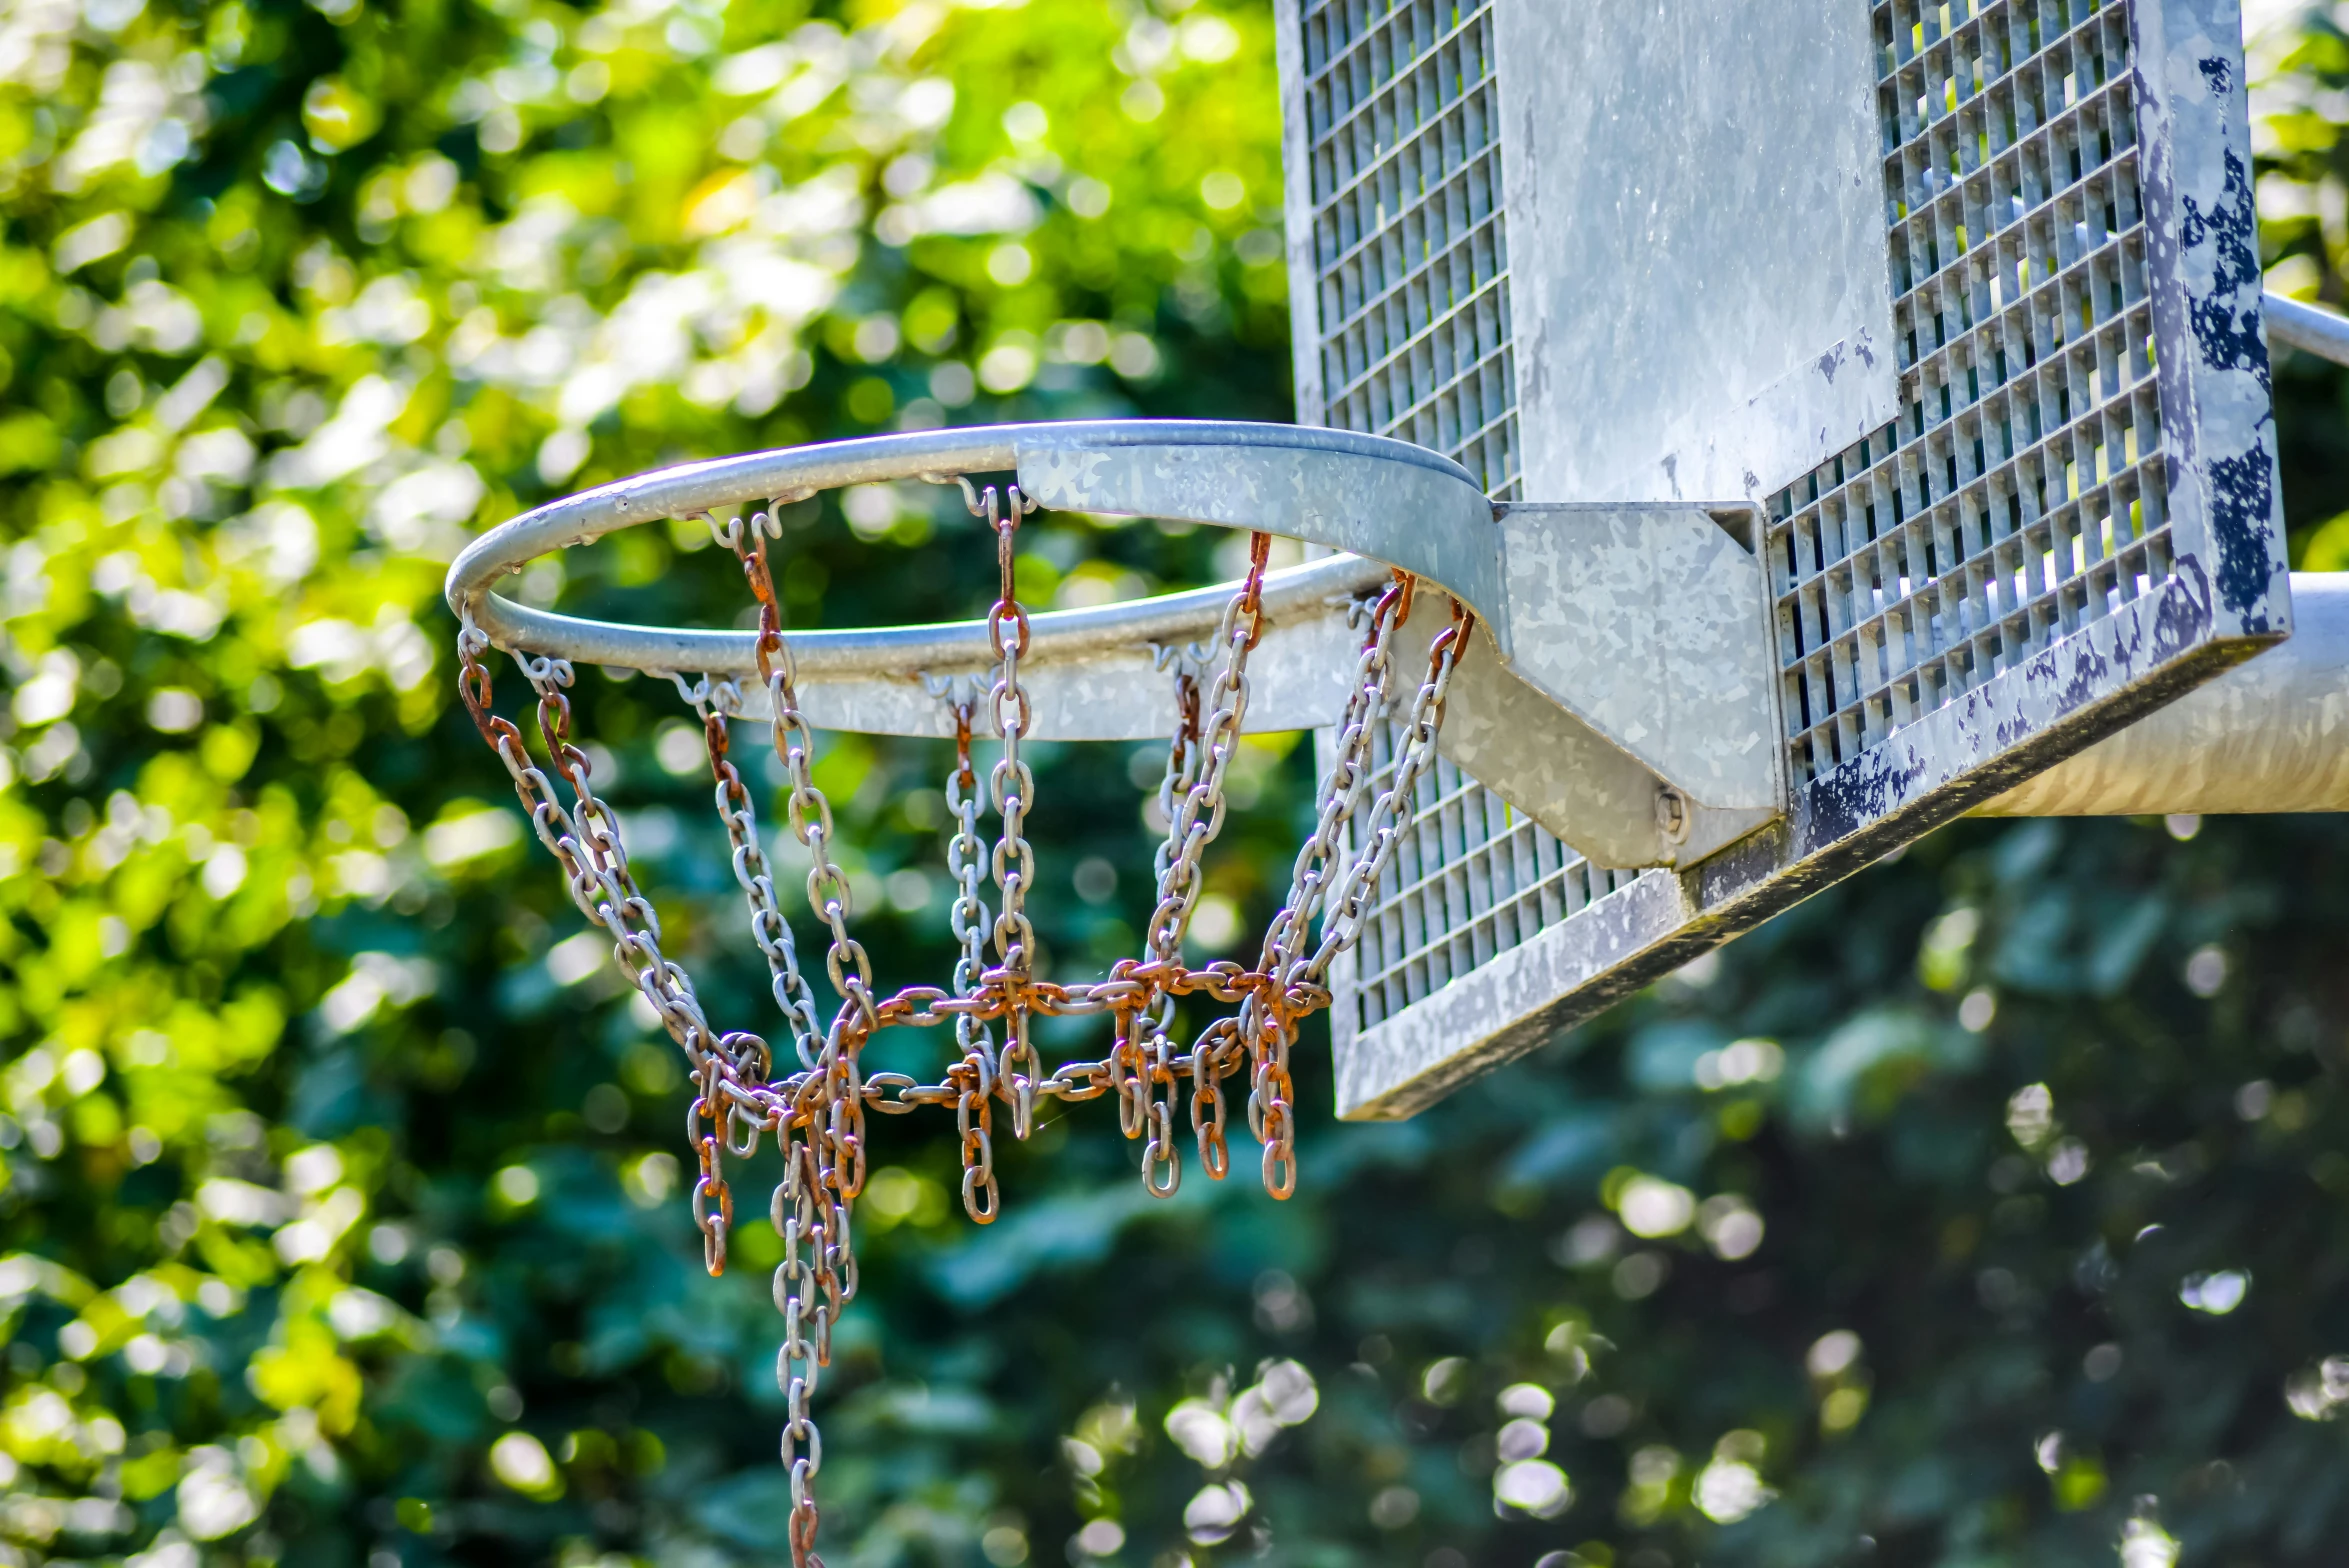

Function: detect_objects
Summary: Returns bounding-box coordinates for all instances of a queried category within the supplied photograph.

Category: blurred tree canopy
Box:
[10,1,2349,1567]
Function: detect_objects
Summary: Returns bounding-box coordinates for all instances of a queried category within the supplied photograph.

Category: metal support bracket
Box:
[1404,503,1783,868]
[451,421,1793,873]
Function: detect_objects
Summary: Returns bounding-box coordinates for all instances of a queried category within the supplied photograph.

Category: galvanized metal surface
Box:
[1428,616,1706,870]
[444,422,1501,740]
[1336,565,2251,1120]
[1496,504,1779,813]
[455,414,1806,852]
[1314,0,2298,1121]
[1014,432,1509,654]
[479,553,1382,711]
[1767,0,2292,815]
[1778,0,2173,787]
[446,420,1485,631]
[1979,572,2349,815]
[2263,289,2349,367]
[1497,0,1900,506]
[1331,863,1687,1118]
[1370,498,1790,868]
[1380,598,1770,873]
[1339,573,2349,1121]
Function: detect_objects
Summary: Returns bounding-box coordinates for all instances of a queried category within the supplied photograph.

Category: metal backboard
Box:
[1276,0,2291,1118]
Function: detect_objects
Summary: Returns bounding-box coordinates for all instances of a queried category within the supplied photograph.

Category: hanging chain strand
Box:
[1128,531,1274,1195]
[1121,662,1204,1185]
[688,667,825,1071]
[977,482,1043,1140]
[1145,531,1271,958]
[1312,599,1476,978]
[774,1114,830,1568]
[1259,572,1412,985]
[453,492,1473,1568]
[946,699,1000,1222]
[1239,573,1417,1196]
[730,508,875,1212]
[725,502,866,1568]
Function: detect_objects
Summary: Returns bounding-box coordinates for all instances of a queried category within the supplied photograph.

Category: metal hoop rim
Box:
[441,419,1497,682]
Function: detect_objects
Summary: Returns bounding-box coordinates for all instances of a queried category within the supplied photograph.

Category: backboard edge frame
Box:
[1334,578,2278,1119]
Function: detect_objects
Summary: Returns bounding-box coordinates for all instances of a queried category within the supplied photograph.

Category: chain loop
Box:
[450,520,1466,1568]
[692,682,826,1068]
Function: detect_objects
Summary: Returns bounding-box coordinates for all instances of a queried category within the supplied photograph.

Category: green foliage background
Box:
[10,2,2349,1566]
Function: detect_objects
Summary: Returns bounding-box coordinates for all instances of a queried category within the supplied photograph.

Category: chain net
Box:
[452,484,1468,1566]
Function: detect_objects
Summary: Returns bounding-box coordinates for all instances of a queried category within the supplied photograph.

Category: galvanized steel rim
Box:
[441,419,1485,684]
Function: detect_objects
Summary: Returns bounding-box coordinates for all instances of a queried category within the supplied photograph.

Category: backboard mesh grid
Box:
[1279,0,2277,1114]
[1303,0,2189,1041]
[1343,735,1642,1033]
[1293,0,1642,1036]
[1295,0,1518,500]
[1771,0,2170,785]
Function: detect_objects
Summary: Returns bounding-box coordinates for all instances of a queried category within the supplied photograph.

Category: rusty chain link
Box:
[1125,532,1274,1196]
[683,672,826,1070]
[943,695,999,1222]
[977,482,1042,1141]
[1145,530,1270,958]
[452,495,1467,1568]
[1239,572,1422,1196]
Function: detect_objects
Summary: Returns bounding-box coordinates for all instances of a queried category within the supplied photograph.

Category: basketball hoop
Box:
[443,420,1475,1565]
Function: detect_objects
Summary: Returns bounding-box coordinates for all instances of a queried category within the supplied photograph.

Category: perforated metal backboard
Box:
[1275,0,2291,1117]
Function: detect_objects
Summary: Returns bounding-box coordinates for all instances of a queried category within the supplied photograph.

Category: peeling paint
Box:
[1805,744,1928,845]
[2176,138,2282,627]
[2139,0,2289,645]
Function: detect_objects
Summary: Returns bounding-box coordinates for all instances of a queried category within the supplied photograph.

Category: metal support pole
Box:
[1979,574,2349,817]
[2265,291,2349,367]
[1975,297,2349,817]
